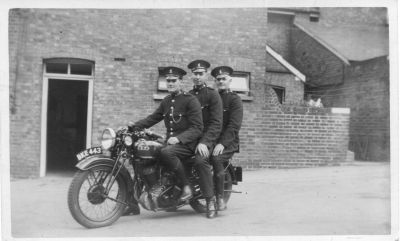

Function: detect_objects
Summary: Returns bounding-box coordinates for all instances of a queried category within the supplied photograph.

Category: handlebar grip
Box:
[146,130,163,139]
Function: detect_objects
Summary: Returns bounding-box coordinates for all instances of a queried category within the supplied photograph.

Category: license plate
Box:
[76,147,102,161]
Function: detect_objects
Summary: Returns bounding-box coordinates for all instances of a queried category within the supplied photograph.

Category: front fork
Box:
[103,150,129,196]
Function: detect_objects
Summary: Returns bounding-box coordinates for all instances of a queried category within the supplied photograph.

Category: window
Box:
[271,85,285,104]
[230,71,250,95]
[46,63,68,74]
[309,13,319,22]
[44,58,94,76]
[157,67,168,92]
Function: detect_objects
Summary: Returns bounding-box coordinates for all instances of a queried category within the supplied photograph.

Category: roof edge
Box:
[265,44,306,82]
[294,22,351,66]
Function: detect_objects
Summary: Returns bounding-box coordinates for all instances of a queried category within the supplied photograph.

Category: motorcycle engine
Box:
[138,171,181,211]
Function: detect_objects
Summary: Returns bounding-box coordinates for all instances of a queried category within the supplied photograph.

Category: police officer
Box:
[210,66,243,211]
[187,60,222,218]
[132,66,203,204]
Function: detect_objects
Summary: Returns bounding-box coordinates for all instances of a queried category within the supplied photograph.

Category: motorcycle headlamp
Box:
[124,135,133,146]
[101,128,116,150]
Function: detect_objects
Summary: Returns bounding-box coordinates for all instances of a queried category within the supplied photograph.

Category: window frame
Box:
[230,71,251,95]
[44,58,95,77]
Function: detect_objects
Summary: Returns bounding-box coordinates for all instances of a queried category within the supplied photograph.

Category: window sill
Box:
[237,94,253,101]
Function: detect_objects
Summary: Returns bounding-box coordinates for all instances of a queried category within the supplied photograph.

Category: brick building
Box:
[285,8,389,161]
[9,8,355,178]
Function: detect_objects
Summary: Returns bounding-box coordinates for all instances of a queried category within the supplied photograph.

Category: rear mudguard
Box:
[225,163,242,185]
[75,154,135,196]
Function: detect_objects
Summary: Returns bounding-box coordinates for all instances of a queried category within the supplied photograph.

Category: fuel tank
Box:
[134,139,164,159]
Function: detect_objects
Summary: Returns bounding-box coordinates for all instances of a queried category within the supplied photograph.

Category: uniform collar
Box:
[218,89,231,94]
[171,90,183,97]
[193,83,207,91]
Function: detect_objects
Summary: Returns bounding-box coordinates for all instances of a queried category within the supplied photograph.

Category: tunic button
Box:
[170,132,173,135]
[195,92,198,95]
[170,121,173,124]
[170,128,173,131]
[170,114,172,116]
[172,99,175,103]
[170,106,174,109]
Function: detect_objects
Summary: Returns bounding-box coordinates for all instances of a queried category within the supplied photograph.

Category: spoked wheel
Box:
[68,166,128,228]
[190,170,233,213]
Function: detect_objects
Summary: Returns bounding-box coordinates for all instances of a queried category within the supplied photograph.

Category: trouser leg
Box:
[189,154,214,198]
[210,151,234,196]
[159,144,193,186]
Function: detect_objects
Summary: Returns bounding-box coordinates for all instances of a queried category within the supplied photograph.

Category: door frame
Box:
[40,73,93,177]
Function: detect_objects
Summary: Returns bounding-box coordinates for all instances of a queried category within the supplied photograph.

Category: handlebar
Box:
[144,129,164,140]
[127,124,164,140]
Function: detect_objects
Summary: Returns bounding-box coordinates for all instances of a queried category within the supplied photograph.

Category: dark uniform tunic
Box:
[189,84,223,148]
[211,89,243,196]
[134,92,203,150]
[134,92,203,186]
[186,84,222,198]
[217,90,243,153]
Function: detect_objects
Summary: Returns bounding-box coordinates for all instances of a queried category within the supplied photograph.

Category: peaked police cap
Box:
[187,60,211,72]
[161,66,187,77]
[211,66,234,78]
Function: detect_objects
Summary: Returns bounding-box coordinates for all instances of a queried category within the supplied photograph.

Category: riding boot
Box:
[206,196,218,218]
[122,194,140,216]
[217,194,226,211]
[175,164,192,201]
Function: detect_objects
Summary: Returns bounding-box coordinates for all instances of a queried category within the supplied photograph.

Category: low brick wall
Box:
[233,86,350,169]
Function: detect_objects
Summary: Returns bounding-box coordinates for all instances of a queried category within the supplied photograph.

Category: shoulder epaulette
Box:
[207,86,214,90]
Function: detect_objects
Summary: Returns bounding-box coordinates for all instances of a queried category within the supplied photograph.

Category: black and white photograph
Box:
[1,0,398,240]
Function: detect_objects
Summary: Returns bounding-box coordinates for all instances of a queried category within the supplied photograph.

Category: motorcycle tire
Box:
[190,170,233,213]
[68,166,128,228]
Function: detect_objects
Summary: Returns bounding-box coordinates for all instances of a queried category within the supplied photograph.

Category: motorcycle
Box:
[67,126,243,228]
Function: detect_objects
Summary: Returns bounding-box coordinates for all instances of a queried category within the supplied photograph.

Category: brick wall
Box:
[290,24,345,86]
[307,57,390,161]
[289,15,389,161]
[234,85,350,169]
[265,72,304,105]
[9,9,350,178]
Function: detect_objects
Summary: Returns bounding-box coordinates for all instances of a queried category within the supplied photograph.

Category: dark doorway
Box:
[47,79,88,172]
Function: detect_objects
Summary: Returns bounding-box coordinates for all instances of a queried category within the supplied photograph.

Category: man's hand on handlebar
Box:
[127,122,141,132]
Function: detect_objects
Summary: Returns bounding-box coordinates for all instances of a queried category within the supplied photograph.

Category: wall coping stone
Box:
[282,105,351,115]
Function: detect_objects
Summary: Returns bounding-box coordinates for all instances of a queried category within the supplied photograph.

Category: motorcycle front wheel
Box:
[68,166,128,228]
[190,170,233,213]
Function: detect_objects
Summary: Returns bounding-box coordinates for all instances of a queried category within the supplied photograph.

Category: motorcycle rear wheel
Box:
[68,166,128,228]
[190,170,233,213]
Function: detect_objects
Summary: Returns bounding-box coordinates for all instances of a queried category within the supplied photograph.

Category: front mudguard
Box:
[75,155,137,204]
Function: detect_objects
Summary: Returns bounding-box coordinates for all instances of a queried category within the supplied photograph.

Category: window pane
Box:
[230,77,249,92]
[70,64,92,75]
[46,63,68,74]
[230,72,250,92]
[158,76,168,91]
[157,67,168,91]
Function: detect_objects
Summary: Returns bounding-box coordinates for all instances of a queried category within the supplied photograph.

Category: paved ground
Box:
[7,161,392,238]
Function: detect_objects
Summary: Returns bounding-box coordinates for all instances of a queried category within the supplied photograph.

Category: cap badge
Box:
[169,69,172,74]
